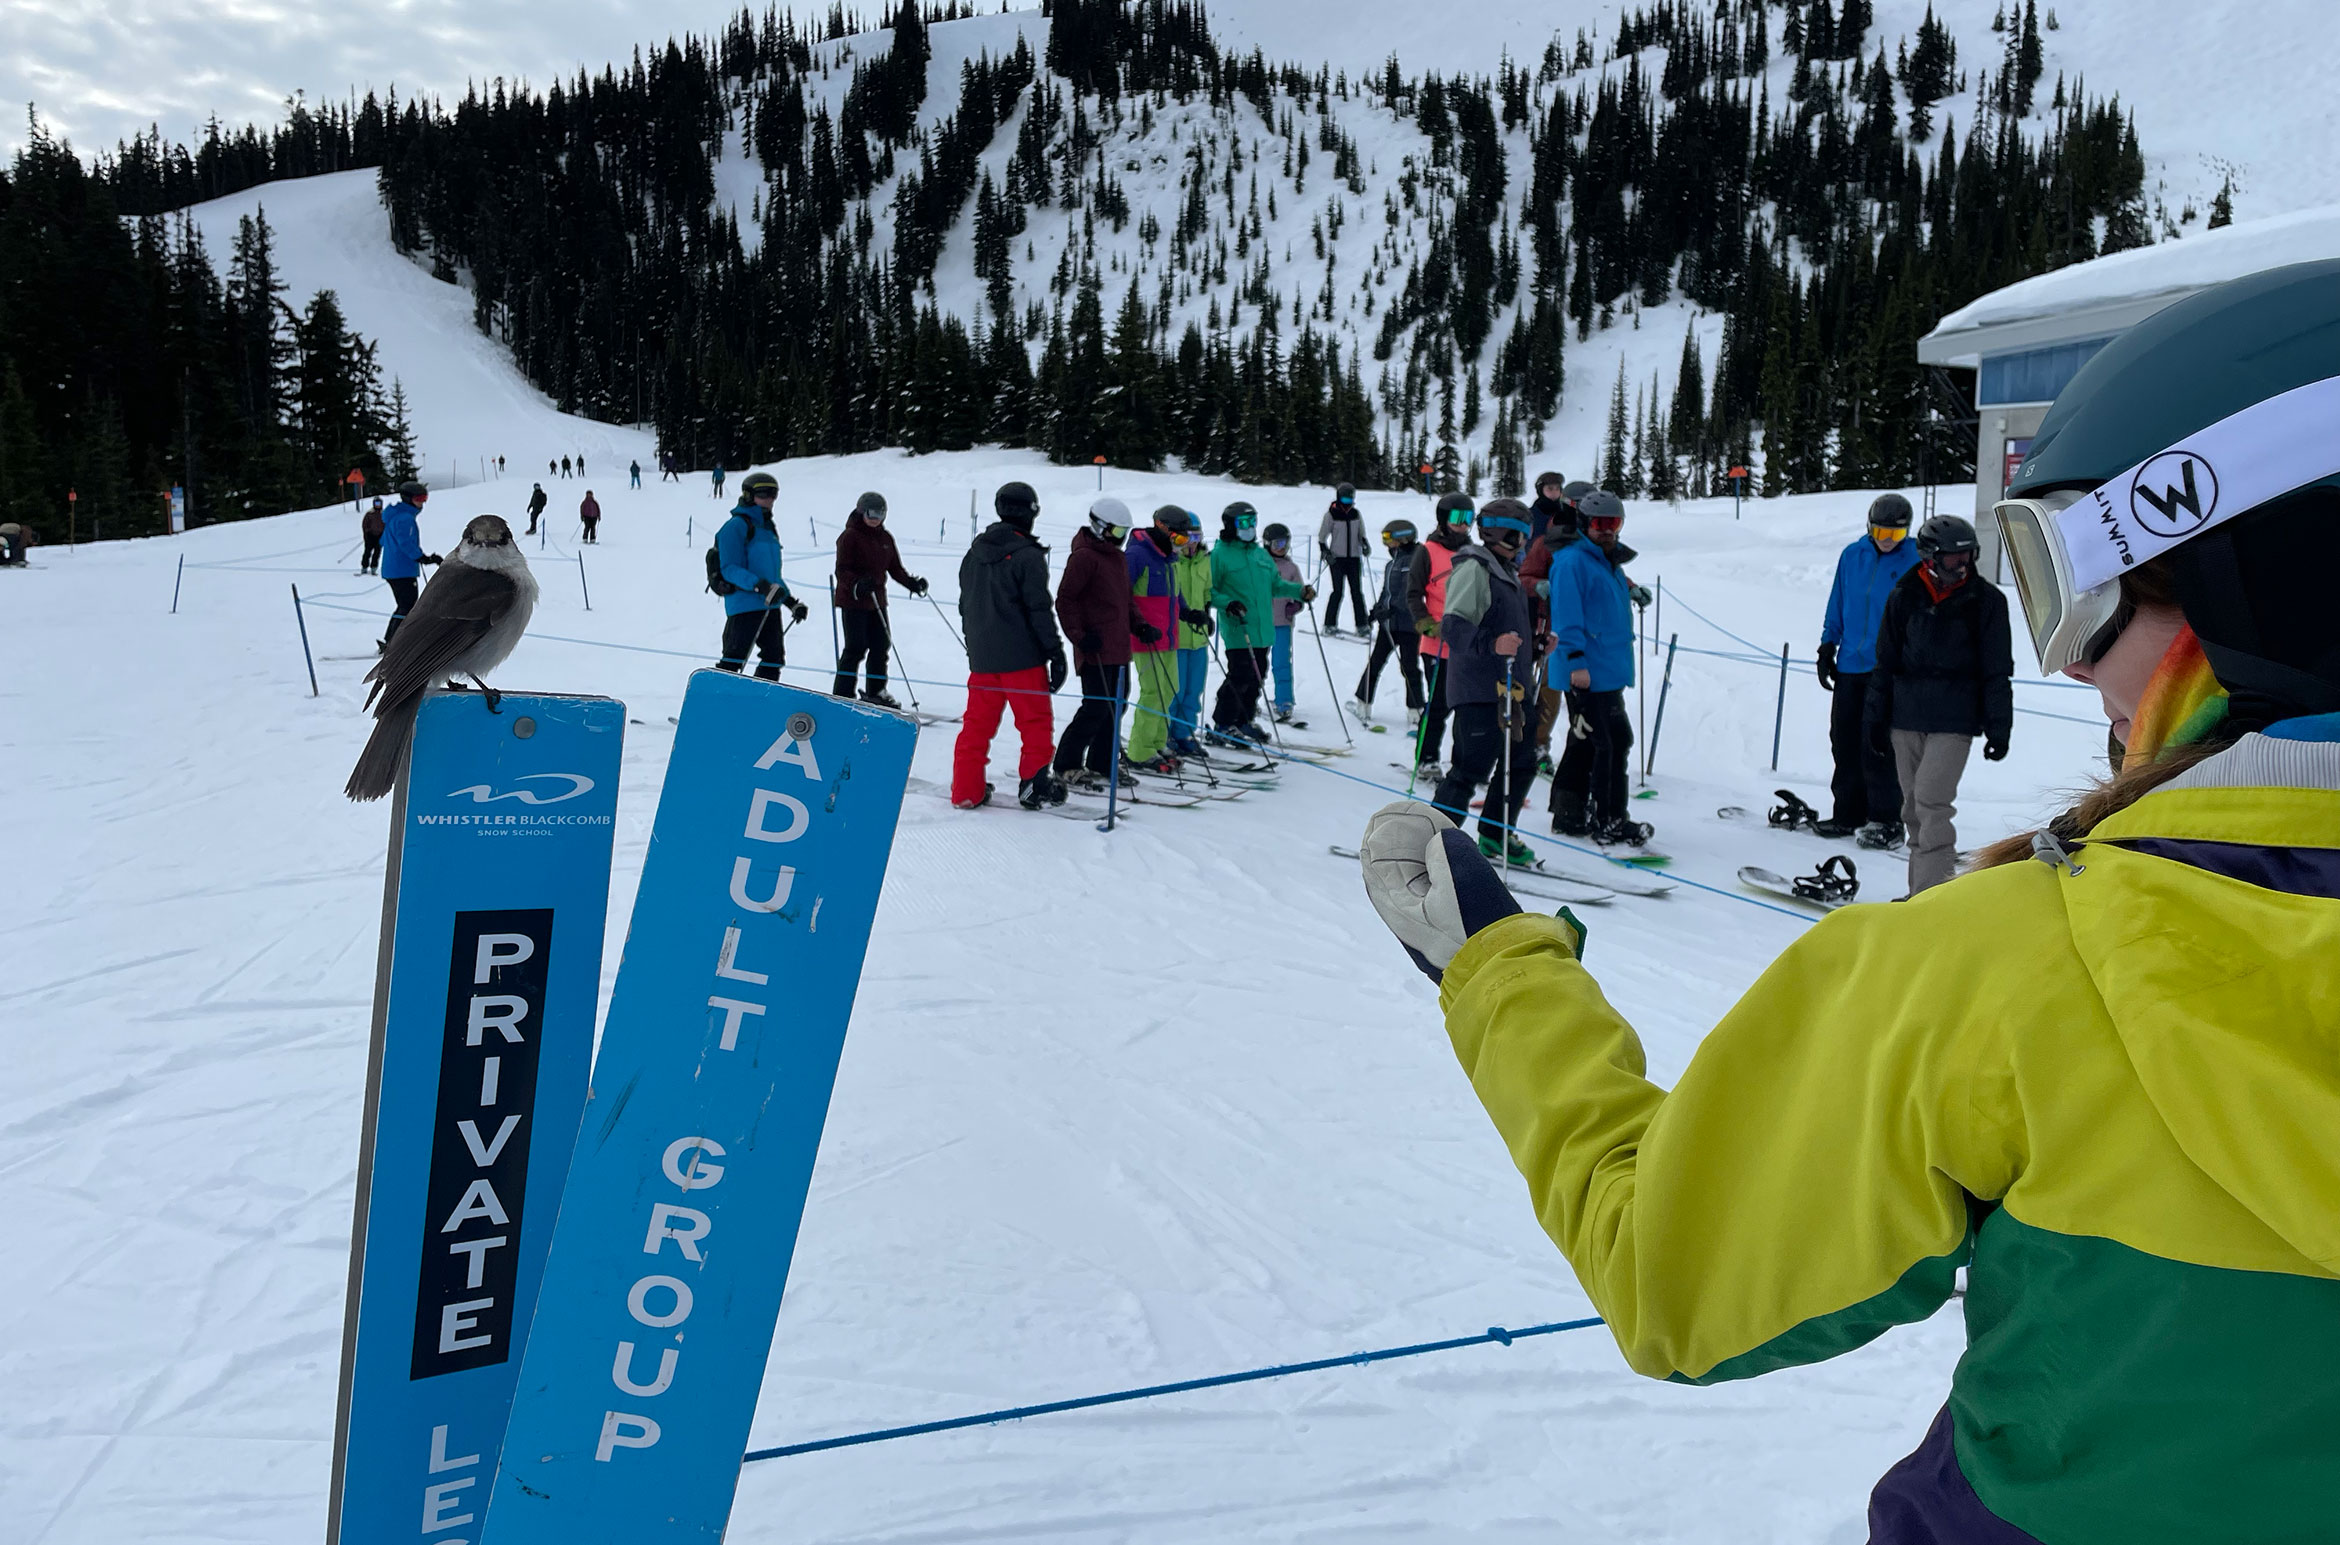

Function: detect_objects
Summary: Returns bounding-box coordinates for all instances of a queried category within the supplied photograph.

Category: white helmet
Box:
[1088,495,1135,539]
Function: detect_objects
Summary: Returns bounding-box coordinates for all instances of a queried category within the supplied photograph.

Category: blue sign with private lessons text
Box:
[478,670,915,1544]
[331,691,624,1545]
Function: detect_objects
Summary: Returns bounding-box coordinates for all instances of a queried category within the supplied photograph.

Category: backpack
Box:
[706,541,738,596]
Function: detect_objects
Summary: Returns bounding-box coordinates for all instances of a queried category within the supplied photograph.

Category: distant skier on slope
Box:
[951,482,1067,811]
[830,490,927,708]
[359,498,385,575]
[524,482,547,535]
[1316,483,1369,633]
[711,470,807,680]
[376,481,442,650]
[1405,493,1475,776]
[1815,494,1922,843]
[1359,260,2340,1545]
[1352,517,1423,725]
[578,489,601,543]
[346,514,535,800]
[1053,496,1147,792]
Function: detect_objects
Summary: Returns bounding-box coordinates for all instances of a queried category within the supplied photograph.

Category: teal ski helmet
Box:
[1998,260,2340,719]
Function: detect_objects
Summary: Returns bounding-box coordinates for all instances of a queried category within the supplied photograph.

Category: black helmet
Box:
[995,481,1039,523]
[1434,491,1475,526]
[1262,521,1291,542]
[1335,483,1356,503]
[398,480,428,501]
[1916,515,1979,557]
[2006,260,2340,717]
[1151,503,1188,528]
[856,490,888,518]
[1534,470,1566,494]
[1381,518,1418,544]
[740,470,779,500]
[1868,493,1914,529]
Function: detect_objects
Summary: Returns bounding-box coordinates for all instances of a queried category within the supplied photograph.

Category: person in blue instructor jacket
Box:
[1542,490,1651,844]
[714,469,807,679]
[377,480,441,649]
[1815,493,1923,841]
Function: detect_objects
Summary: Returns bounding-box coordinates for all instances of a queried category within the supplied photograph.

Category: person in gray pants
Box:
[1867,516,2013,894]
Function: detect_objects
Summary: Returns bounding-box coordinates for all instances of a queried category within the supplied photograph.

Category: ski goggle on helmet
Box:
[1867,492,1912,545]
[1476,499,1531,541]
[856,490,888,524]
[1995,372,2340,674]
[1576,488,1625,538]
[1380,519,1418,549]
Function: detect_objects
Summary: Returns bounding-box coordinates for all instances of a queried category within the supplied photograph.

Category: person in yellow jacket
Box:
[1360,261,2340,1543]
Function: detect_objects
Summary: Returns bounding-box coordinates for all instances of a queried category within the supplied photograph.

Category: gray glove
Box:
[1358,801,1526,983]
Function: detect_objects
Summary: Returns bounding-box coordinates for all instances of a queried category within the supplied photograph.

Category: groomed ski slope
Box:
[4,449,2118,1542]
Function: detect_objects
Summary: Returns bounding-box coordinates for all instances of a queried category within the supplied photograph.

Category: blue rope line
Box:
[740,1315,1606,1463]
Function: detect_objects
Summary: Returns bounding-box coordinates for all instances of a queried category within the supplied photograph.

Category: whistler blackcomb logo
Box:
[446,773,598,806]
[2129,451,2219,539]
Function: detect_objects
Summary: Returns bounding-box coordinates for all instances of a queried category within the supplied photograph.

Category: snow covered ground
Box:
[3,445,2123,1542]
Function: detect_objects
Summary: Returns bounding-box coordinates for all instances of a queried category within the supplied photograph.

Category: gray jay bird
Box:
[345,514,539,801]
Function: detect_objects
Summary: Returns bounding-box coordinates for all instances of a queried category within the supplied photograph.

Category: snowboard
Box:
[1738,865,1860,911]
[1328,844,1615,906]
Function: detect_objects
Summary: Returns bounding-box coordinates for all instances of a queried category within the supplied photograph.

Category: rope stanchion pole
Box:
[291,584,319,697]
[577,552,592,611]
[1643,633,1679,778]
[171,554,185,615]
[1770,641,1789,772]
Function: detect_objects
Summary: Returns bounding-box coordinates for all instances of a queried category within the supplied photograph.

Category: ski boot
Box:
[861,687,903,711]
[1348,697,1374,725]
[1061,768,1108,796]
[1856,820,1905,851]
[1812,817,1861,839]
[1018,769,1069,809]
[952,782,994,811]
[1478,832,1538,867]
[1128,752,1182,777]
[1595,816,1655,848]
[1550,792,1591,838]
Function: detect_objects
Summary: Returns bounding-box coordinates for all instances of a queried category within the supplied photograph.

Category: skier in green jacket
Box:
[1208,501,1310,746]
[1169,512,1216,755]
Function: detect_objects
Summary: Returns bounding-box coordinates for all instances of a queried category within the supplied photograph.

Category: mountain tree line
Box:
[0,123,410,542]
[32,0,2181,522]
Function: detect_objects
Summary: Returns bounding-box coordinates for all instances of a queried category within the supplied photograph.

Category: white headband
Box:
[2048,374,2340,593]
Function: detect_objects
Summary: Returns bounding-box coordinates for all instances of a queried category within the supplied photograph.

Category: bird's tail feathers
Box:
[346,695,422,802]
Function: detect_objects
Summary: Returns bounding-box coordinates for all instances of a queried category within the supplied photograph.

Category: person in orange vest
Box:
[345,468,366,507]
[1404,493,1476,777]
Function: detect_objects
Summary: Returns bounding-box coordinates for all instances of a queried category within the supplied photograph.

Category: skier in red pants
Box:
[952,482,1070,810]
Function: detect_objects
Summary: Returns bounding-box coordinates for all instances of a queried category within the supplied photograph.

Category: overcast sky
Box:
[1,0,1590,159]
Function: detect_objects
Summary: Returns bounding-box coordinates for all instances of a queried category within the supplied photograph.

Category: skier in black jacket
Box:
[952,481,1070,810]
[1866,515,2014,895]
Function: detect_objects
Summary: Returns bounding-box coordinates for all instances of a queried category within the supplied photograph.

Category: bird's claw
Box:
[469,674,504,714]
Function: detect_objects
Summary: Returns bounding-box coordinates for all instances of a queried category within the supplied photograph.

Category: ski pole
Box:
[1307,614,1355,745]
[874,603,921,715]
[1098,664,1128,834]
[1496,654,1515,875]
[921,587,967,654]
[1635,600,1648,786]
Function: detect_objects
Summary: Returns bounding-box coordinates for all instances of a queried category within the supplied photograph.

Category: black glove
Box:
[756,580,782,603]
[1227,600,1249,623]
[1300,585,1318,603]
[1815,641,1838,693]
[1179,605,1211,631]
[1046,648,1069,694]
[1985,734,2009,762]
[1870,720,1894,757]
[908,576,929,595]
[1132,619,1163,645]
[788,598,809,623]
[422,552,444,565]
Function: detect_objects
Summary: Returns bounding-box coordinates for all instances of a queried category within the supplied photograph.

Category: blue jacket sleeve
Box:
[383,511,422,569]
[1551,549,1593,664]
[1821,546,1850,647]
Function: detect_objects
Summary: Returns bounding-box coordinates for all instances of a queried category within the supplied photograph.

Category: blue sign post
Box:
[479,671,916,1543]
[331,691,625,1545]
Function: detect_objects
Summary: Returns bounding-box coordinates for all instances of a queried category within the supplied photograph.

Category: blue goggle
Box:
[1480,515,1531,537]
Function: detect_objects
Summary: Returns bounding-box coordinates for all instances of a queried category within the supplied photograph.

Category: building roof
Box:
[1917,202,2340,367]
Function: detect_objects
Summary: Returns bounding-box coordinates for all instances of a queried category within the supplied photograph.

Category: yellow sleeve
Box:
[1439,907,2021,1382]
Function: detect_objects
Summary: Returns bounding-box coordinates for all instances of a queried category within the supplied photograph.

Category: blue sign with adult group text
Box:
[478,670,916,1543]
[331,691,625,1545]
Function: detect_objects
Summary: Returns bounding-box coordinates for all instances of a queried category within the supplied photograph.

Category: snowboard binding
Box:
[1792,854,1860,905]
[1768,789,1822,833]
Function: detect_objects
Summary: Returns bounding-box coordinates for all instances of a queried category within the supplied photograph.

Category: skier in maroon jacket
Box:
[1052,496,1152,788]
[830,490,927,707]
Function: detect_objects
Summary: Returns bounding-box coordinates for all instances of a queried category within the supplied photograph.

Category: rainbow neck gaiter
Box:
[2123,625,2228,765]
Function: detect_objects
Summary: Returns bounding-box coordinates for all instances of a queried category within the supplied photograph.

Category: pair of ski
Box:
[1327,844,1675,907]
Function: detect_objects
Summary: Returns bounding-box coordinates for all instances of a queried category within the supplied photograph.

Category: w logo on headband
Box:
[2129,452,2220,538]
